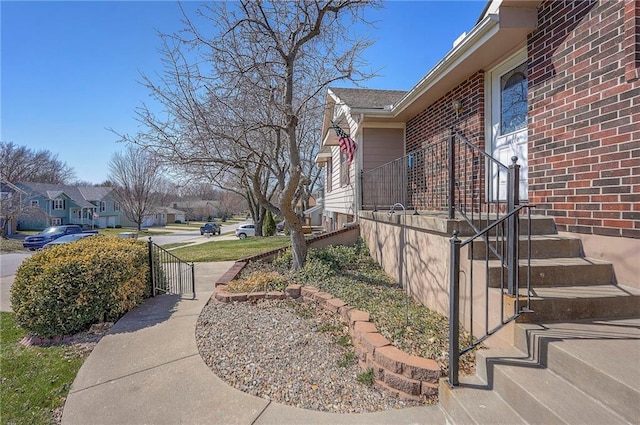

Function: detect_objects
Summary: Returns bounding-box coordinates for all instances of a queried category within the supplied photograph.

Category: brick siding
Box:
[406,71,485,152]
[528,0,640,238]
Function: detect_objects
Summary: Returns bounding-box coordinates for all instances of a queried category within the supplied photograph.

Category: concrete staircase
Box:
[441,216,640,424]
[440,319,640,424]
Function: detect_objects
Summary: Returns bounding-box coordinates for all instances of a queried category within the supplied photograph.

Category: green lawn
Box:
[0,238,26,253]
[168,236,291,262]
[97,228,172,237]
[0,312,84,425]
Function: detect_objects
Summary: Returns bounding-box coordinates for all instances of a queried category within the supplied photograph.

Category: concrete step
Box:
[439,375,529,425]
[514,320,640,424]
[457,215,557,237]
[483,351,632,425]
[484,257,614,287]
[513,284,640,322]
[443,319,640,424]
[469,234,583,260]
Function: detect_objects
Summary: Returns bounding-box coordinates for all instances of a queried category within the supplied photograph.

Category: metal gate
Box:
[147,238,195,298]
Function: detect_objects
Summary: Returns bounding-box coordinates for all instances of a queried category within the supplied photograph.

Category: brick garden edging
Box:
[213,282,441,400]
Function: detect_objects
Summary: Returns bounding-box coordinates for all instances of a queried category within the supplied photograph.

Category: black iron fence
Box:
[147,238,195,298]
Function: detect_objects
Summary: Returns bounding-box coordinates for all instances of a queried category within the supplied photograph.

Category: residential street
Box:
[0,252,31,312]
[0,221,247,312]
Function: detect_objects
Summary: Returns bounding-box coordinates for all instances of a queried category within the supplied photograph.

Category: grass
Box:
[0,237,26,253]
[357,368,375,385]
[168,236,291,262]
[97,228,171,237]
[161,242,193,250]
[0,312,84,425]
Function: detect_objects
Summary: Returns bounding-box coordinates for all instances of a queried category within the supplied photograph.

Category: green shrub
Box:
[263,211,276,237]
[11,236,149,338]
[357,368,375,385]
[272,249,293,272]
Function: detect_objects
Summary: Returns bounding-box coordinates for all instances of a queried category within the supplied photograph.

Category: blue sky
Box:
[1,1,486,184]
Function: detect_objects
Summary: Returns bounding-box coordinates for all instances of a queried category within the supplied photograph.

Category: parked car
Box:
[23,225,99,250]
[276,221,285,232]
[235,224,256,239]
[200,222,221,235]
[43,232,99,248]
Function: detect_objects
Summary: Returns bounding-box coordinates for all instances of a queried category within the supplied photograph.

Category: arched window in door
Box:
[500,63,528,135]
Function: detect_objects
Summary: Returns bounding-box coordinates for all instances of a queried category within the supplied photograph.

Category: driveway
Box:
[145,222,247,246]
[0,252,31,312]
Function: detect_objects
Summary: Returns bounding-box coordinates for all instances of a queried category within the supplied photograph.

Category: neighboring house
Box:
[120,206,186,228]
[16,182,122,229]
[172,200,221,221]
[0,180,28,236]
[302,195,324,226]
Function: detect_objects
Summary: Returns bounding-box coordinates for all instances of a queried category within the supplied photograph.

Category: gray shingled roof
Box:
[18,182,114,209]
[329,87,407,109]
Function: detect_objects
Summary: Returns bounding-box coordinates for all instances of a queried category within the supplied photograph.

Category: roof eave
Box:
[391,13,501,118]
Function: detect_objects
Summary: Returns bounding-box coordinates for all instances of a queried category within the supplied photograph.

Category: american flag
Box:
[331,121,357,163]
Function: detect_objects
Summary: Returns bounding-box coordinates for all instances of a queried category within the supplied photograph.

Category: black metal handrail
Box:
[360,128,532,387]
[148,238,195,299]
[448,158,533,387]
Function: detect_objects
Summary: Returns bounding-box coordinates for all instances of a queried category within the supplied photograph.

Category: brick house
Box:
[316,0,639,416]
[319,0,639,288]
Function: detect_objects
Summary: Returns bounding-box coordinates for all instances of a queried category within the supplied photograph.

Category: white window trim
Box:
[100,201,106,212]
[52,199,65,210]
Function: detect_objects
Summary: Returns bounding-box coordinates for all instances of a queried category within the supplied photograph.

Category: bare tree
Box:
[122,0,378,269]
[108,145,165,231]
[1,141,76,184]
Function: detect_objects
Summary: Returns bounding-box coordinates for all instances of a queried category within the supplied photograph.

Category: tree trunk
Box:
[289,226,307,271]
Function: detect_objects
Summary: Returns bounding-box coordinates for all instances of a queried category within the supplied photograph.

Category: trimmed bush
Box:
[11,236,150,338]
[263,210,276,237]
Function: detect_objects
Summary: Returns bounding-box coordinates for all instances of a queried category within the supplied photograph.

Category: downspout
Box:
[355,113,365,220]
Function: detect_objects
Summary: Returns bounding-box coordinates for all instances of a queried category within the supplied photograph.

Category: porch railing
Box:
[148,238,195,298]
[361,128,532,386]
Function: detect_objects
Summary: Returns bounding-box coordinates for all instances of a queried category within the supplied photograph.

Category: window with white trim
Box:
[326,160,333,192]
[100,201,106,212]
[31,200,39,207]
[51,218,62,225]
[0,192,10,199]
[114,201,120,211]
[52,199,64,210]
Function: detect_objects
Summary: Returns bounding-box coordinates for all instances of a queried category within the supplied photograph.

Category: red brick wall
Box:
[404,72,486,211]
[528,0,640,238]
[406,71,485,152]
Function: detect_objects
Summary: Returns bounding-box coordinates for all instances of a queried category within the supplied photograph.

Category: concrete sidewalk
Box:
[61,262,446,425]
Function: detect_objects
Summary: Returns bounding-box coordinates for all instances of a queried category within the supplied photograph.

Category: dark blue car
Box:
[200,222,221,235]
[23,225,97,250]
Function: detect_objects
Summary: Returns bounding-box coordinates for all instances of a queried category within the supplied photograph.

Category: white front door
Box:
[490,51,529,201]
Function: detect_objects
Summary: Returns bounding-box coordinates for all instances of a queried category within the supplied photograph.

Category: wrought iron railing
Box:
[148,238,195,298]
[360,128,532,386]
[361,129,514,223]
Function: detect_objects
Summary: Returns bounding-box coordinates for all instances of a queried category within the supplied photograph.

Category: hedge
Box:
[11,236,150,338]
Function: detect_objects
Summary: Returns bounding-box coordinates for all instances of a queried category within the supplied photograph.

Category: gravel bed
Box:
[196,298,424,413]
